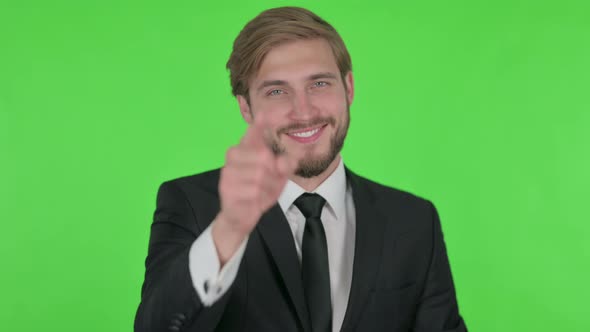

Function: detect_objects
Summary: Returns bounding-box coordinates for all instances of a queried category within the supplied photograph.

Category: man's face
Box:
[238,38,354,178]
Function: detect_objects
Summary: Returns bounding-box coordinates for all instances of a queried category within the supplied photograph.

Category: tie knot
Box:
[294,193,326,219]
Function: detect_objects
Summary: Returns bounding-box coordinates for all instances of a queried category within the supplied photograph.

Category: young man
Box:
[135,7,467,332]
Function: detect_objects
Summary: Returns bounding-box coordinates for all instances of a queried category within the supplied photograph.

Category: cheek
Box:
[252,101,293,127]
[316,99,347,120]
[312,88,347,109]
[258,99,294,120]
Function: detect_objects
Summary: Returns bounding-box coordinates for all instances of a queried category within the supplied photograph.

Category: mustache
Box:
[277,117,336,135]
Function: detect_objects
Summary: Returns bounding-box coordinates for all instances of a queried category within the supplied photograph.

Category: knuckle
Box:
[261,147,273,160]
[252,167,266,184]
[219,174,232,191]
[225,146,238,162]
[253,146,266,158]
[257,150,273,167]
[251,185,263,199]
[218,182,228,199]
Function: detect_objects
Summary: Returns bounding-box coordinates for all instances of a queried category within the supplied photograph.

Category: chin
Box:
[294,149,338,178]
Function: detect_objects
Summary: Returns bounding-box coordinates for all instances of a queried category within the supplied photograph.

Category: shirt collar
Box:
[278,158,347,220]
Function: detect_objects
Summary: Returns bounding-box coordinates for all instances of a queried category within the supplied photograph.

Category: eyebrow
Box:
[309,72,338,81]
[256,80,288,93]
[255,72,339,93]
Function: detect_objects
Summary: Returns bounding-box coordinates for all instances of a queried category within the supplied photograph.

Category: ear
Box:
[237,95,253,124]
[344,71,354,105]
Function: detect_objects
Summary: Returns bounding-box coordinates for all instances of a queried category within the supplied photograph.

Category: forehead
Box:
[253,38,340,82]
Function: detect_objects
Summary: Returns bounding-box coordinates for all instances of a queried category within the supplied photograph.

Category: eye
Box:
[313,81,329,88]
[267,89,284,96]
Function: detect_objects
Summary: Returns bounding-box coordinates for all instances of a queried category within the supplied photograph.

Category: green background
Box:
[1,0,589,331]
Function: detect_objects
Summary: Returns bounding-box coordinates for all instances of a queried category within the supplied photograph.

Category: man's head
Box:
[226,7,354,178]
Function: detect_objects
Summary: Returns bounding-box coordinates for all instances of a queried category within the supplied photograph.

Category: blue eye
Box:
[314,81,328,87]
[268,89,283,96]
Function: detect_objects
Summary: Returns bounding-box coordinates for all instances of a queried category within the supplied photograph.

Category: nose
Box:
[291,91,316,120]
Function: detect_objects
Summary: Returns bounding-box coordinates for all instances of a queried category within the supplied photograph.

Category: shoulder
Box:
[153,168,222,230]
[160,168,221,197]
[346,167,438,232]
[347,167,432,208]
[154,169,221,213]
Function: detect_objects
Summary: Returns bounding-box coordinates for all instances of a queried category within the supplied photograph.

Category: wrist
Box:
[211,212,249,266]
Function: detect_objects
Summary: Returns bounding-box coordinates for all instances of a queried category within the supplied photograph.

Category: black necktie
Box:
[294,193,332,332]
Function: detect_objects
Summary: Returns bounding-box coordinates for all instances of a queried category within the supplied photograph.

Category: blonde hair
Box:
[226,7,352,101]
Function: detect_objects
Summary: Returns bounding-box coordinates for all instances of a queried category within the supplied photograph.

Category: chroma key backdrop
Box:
[1,1,589,331]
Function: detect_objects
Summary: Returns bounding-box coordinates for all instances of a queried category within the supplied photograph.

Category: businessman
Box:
[135,6,467,332]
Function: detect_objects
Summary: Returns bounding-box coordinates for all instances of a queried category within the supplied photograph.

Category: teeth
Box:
[290,128,320,138]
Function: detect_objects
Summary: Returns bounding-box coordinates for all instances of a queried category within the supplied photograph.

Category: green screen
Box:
[1,0,589,331]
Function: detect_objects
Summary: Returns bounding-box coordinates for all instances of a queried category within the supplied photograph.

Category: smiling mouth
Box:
[285,124,327,143]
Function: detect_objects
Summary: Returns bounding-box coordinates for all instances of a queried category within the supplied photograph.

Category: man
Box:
[135,6,467,332]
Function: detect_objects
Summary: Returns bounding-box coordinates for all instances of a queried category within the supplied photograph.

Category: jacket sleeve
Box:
[413,201,468,332]
[134,180,233,332]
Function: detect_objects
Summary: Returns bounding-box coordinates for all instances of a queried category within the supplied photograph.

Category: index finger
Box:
[241,111,273,149]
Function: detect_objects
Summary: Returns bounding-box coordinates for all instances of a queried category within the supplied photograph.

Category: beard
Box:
[269,105,350,178]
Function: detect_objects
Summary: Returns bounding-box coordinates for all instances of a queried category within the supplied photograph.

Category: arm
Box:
[135,114,297,331]
[134,181,242,332]
[413,202,468,332]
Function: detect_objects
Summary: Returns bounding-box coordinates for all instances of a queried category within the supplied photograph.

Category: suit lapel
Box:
[341,168,387,330]
[254,167,387,331]
[256,204,311,332]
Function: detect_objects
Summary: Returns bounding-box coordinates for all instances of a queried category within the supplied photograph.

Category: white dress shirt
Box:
[188,159,356,332]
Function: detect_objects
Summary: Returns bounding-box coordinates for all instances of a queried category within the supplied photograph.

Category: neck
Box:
[289,154,341,192]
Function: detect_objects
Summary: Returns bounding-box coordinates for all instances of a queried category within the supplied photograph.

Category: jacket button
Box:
[203,280,210,293]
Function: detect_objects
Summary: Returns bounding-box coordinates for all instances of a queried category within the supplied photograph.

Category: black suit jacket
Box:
[135,167,467,332]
